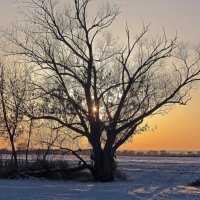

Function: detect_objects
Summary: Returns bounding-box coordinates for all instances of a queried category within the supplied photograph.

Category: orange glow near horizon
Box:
[120,89,200,151]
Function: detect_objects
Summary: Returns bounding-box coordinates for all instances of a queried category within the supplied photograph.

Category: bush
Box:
[0,159,92,181]
[188,178,200,187]
[114,169,127,181]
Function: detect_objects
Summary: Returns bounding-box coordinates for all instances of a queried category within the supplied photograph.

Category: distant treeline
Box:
[1,149,200,157]
[116,150,200,157]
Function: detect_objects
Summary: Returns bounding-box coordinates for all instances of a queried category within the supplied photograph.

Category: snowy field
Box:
[1,156,200,200]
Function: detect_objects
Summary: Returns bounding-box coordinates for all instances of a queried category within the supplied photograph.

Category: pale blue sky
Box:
[0,0,16,25]
[121,0,200,42]
[0,0,200,42]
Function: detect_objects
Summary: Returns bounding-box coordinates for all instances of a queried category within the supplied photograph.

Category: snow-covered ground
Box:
[1,156,200,200]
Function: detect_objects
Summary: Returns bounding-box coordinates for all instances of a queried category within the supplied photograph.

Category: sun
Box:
[93,106,97,113]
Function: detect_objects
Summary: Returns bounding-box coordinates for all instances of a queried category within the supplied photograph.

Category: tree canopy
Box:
[1,0,200,181]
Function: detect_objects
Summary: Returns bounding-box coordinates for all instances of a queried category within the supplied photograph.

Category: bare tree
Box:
[0,61,29,167]
[36,121,60,163]
[3,0,200,181]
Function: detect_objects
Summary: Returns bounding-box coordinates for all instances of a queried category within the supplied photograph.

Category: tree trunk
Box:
[26,120,33,166]
[10,137,18,168]
[93,151,115,182]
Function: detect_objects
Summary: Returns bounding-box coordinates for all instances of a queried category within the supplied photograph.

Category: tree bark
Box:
[26,120,33,166]
[92,151,115,182]
[10,137,18,168]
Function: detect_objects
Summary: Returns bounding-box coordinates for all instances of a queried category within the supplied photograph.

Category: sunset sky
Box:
[0,0,200,151]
